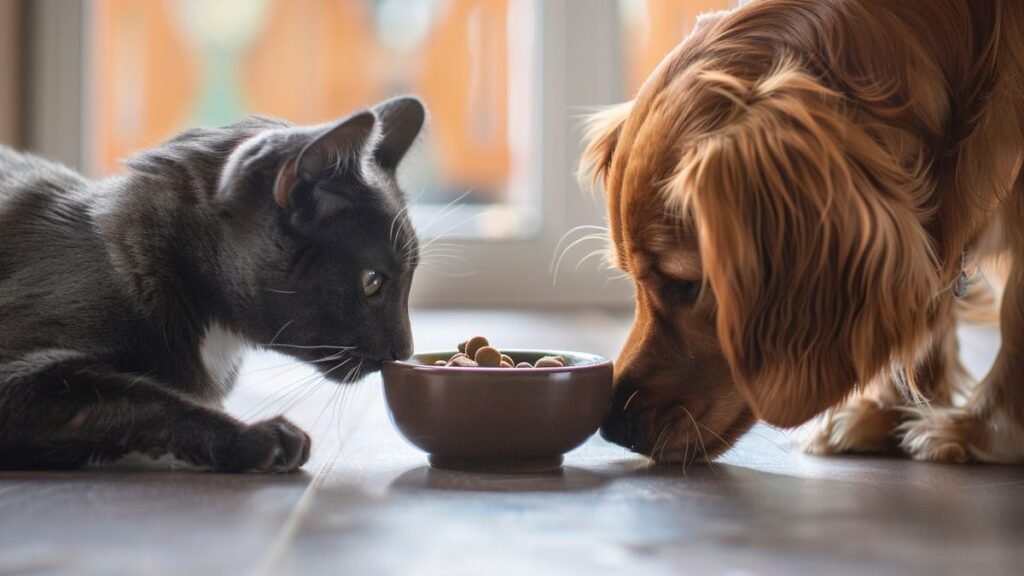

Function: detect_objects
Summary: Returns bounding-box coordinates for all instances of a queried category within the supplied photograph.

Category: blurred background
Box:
[0,0,734,308]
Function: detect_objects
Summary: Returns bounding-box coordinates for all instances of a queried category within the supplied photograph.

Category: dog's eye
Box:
[666,279,702,305]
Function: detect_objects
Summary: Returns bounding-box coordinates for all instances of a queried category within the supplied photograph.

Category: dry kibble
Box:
[474,346,502,367]
[433,336,570,370]
[534,356,565,368]
[464,336,489,359]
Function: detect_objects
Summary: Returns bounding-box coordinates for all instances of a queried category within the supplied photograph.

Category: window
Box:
[91,0,538,241]
[619,0,735,96]
[27,0,735,307]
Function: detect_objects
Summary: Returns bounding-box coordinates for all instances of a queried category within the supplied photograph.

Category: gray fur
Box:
[0,97,425,471]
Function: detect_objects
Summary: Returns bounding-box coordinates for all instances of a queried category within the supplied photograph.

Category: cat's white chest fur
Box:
[199,322,248,398]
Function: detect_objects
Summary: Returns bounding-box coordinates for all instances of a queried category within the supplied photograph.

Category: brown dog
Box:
[582,0,1024,464]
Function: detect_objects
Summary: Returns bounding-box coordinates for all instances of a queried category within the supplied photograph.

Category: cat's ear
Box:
[371,96,425,174]
[274,111,377,208]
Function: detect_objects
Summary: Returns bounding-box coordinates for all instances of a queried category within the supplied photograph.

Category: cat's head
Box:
[215,97,426,379]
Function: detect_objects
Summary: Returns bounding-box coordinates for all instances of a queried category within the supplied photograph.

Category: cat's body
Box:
[0,98,425,472]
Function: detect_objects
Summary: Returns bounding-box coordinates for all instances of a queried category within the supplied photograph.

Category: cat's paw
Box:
[804,398,903,455]
[222,417,312,473]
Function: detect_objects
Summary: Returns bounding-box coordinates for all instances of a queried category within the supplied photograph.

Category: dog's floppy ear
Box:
[671,62,938,427]
[579,101,633,189]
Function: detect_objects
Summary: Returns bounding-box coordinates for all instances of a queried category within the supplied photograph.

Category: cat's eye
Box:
[361,270,383,297]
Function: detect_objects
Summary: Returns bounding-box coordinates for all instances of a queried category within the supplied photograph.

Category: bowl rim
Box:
[384,349,613,373]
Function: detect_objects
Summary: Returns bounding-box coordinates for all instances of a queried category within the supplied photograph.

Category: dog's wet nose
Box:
[600,411,634,448]
[601,380,641,448]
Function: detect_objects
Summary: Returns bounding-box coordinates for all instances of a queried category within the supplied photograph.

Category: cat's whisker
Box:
[390,185,426,250]
[419,246,466,257]
[419,243,465,252]
[420,263,472,275]
[405,190,473,251]
[417,251,473,271]
[269,319,295,347]
[420,270,479,278]
[238,353,355,419]
[332,378,360,445]
[417,210,487,253]
[419,253,469,266]
[311,376,344,434]
[234,348,349,392]
[274,358,354,417]
[389,189,419,248]
[277,376,333,418]
[419,241,463,250]
[417,250,465,260]
[262,287,298,295]
[255,343,356,351]
[332,359,366,442]
[239,372,320,421]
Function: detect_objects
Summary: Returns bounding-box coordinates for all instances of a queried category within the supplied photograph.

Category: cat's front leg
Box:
[0,352,310,472]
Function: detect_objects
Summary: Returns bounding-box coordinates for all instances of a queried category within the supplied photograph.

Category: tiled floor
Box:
[1,310,1022,576]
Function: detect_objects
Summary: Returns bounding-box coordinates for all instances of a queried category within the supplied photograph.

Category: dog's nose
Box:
[600,412,635,448]
[602,374,643,448]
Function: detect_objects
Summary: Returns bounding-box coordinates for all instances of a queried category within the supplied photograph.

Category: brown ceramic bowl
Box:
[382,350,613,472]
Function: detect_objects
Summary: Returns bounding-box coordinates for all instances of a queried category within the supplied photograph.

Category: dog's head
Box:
[582,7,941,462]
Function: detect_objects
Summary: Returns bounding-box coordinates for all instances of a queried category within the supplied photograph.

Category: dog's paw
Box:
[221,417,312,473]
[804,398,902,455]
[900,407,1024,464]
[899,408,983,463]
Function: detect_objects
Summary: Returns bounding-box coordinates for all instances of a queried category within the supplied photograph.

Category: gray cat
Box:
[0,97,425,472]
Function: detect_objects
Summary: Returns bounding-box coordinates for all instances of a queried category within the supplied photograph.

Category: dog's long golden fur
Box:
[584,0,1024,463]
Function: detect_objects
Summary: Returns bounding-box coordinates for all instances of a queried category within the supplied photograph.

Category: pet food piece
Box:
[457,340,468,354]
[474,346,502,367]
[501,354,514,365]
[500,361,514,368]
[448,356,479,367]
[434,360,447,366]
[464,336,489,359]
[534,355,566,368]
[515,362,532,369]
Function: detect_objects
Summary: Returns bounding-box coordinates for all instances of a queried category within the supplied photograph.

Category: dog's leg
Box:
[805,302,962,455]
[902,168,1024,463]
[0,351,310,471]
[901,258,1024,463]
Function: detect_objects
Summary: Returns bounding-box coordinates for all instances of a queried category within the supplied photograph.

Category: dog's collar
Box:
[953,269,969,299]
[952,252,969,299]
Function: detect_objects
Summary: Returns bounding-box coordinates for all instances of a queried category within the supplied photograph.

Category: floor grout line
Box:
[249,388,374,576]
[248,441,342,576]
